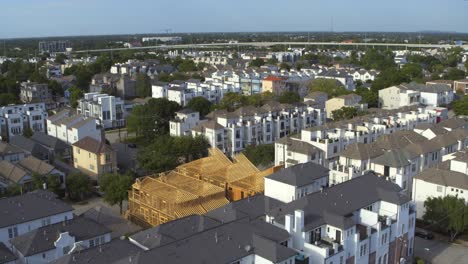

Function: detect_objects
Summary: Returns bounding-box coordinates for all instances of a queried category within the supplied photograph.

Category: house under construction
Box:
[127,148,281,227]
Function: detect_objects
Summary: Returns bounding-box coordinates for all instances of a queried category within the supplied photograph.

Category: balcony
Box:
[306,238,344,258]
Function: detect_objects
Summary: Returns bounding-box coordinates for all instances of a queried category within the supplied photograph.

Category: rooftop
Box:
[266,162,329,187]
[415,168,468,190]
[72,137,113,154]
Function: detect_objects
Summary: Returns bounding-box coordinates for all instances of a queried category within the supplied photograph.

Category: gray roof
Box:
[191,121,224,132]
[438,117,468,130]
[11,216,111,257]
[340,143,384,160]
[372,149,416,167]
[0,190,73,228]
[266,162,329,187]
[177,108,197,115]
[375,130,428,151]
[0,142,24,156]
[276,137,321,156]
[205,194,285,223]
[50,239,142,264]
[415,168,468,190]
[0,242,16,264]
[130,215,220,250]
[81,207,141,239]
[31,132,69,151]
[9,135,51,160]
[268,173,410,231]
[133,219,295,264]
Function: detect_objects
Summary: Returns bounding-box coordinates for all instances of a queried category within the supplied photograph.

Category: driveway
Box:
[414,236,468,264]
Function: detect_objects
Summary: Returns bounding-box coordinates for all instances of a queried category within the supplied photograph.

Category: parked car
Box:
[415,228,434,240]
[128,143,137,148]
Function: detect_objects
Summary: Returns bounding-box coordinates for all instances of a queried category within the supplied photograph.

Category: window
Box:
[90,164,95,171]
[360,244,367,256]
[383,254,388,264]
[90,239,95,247]
[76,149,80,154]
[340,256,344,264]
[42,253,46,259]
[63,246,70,254]
[333,146,338,153]
[8,227,18,239]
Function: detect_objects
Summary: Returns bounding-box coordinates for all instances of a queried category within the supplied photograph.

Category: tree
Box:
[66,172,92,201]
[266,57,278,64]
[279,62,291,71]
[138,135,209,173]
[453,96,468,116]
[278,91,300,104]
[178,60,198,72]
[371,68,407,92]
[48,80,64,97]
[99,173,134,214]
[250,58,265,68]
[242,144,275,167]
[216,92,248,111]
[68,86,83,108]
[423,196,468,241]
[355,87,378,108]
[127,98,181,142]
[331,107,363,121]
[23,127,33,138]
[360,49,396,71]
[308,78,349,98]
[54,53,67,64]
[444,68,466,80]
[400,63,423,81]
[135,73,151,98]
[7,184,21,197]
[32,173,46,190]
[47,175,62,195]
[0,93,18,105]
[187,97,212,118]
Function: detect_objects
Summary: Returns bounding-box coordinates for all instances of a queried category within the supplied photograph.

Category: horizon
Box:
[2,0,467,39]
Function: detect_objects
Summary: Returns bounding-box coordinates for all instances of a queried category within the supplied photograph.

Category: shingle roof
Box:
[340,143,384,160]
[276,137,321,156]
[438,117,468,130]
[0,242,16,264]
[0,160,28,183]
[191,121,224,132]
[0,142,24,156]
[17,156,55,176]
[0,190,73,228]
[50,239,142,264]
[268,173,410,231]
[130,215,220,250]
[372,149,416,167]
[266,162,329,187]
[11,216,111,257]
[415,168,468,190]
[72,137,113,154]
[375,130,428,150]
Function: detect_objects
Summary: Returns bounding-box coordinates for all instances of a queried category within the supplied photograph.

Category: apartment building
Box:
[379,83,453,110]
[325,94,367,119]
[152,79,241,107]
[0,191,74,246]
[454,79,468,94]
[351,69,380,83]
[265,173,416,264]
[20,82,53,104]
[47,109,102,145]
[180,101,325,156]
[315,70,355,90]
[72,137,117,180]
[276,106,441,168]
[262,76,287,95]
[169,109,201,136]
[77,93,125,129]
[0,103,48,141]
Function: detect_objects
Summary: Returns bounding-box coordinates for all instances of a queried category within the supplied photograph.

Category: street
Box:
[414,237,468,264]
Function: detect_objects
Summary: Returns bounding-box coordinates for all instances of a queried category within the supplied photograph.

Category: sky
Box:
[1,0,467,38]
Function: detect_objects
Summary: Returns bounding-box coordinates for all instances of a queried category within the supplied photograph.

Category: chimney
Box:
[386,217,392,226]
[366,226,372,237]
[333,242,339,252]
[294,210,304,233]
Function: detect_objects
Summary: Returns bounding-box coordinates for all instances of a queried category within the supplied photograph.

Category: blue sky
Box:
[1,0,467,38]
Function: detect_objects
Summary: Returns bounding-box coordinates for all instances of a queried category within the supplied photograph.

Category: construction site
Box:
[127,148,280,227]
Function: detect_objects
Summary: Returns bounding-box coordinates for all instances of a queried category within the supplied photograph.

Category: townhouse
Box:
[169,109,202,136]
[20,82,53,105]
[77,93,125,129]
[0,142,26,163]
[412,151,468,219]
[453,79,468,94]
[276,106,440,168]
[0,191,74,246]
[10,216,111,264]
[182,101,325,156]
[0,103,48,141]
[351,69,380,83]
[72,137,117,180]
[379,83,453,110]
[315,70,355,91]
[47,109,102,145]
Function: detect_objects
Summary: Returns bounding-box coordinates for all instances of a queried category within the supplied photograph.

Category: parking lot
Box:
[414,236,468,264]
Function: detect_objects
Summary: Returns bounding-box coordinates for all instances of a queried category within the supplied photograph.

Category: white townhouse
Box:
[0,191,74,247]
[265,173,416,264]
[47,109,102,145]
[0,103,48,141]
[351,69,380,83]
[77,93,125,129]
[379,83,453,110]
[170,109,202,136]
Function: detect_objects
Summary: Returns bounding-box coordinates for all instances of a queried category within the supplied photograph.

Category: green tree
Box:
[127,98,181,141]
[453,96,468,116]
[32,173,46,190]
[278,91,300,104]
[0,93,18,105]
[22,127,33,138]
[216,92,248,111]
[54,54,67,64]
[423,196,468,241]
[48,80,64,97]
[68,86,83,108]
[74,65,94,89]
[7,184,22,197]
[135,73,151,98]
[242,144,275,167]
[360,49,396,71]
[187,97,212,118]
[331,107,364,121]
[279,62,291,71]
[308,78,349,98]
[266,57,278,64]
[444,68,466,80]
[400,63,423,81]
[66,172,92,201]
[250,58,265,68]
[371,68,407,92]
[355,87,379,108]
[138,135,209,173]
[178,60,198,72]
[99,173,134,214]
[47,175,62,195]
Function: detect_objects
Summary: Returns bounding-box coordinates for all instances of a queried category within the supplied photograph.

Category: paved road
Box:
[414,237,468,264]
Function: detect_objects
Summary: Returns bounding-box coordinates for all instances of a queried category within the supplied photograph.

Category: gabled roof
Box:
[266,162,329,187]
[0,160,28,183]
[340,143,384,160]
[11,216,111,257]
[372,149,416,167]
[268,173,410,231]
[0,142,24,156]
[438,117,468,130]
[0,242,16,264]
[375,130,428,151]
[0,190,73,228]
[72,137,113,154]
[415,168,468,190]
[17,156,55,176]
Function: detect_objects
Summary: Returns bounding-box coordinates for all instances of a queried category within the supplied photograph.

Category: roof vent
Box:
[244,244,252,252]
[215,232,218,243]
